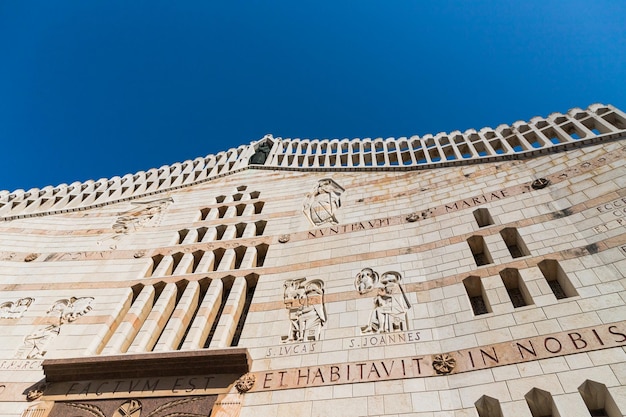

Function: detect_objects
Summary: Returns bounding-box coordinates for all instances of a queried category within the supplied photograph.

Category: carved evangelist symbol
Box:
[16,296,94,359]
[303,178,344,226]
[356,268,412,334]
[0,297,34,318]
[282,278,326,342]
[112,197,174,234]
[98,197,173,249]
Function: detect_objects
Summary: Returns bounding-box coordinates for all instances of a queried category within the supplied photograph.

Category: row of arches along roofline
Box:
[1,104,625,218]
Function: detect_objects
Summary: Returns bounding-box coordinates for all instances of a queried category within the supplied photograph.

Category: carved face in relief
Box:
[355,268,379,294]
[283,278,306,309]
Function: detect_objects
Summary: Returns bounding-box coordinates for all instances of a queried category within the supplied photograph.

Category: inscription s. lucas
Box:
[266,342,316,357]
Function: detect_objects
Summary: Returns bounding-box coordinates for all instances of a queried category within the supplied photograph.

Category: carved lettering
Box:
[297,368,310,385]
[568,332,587,349]
[380,361,394,377]
[445,203,458,212]
[312,368,325,384]
[516,341,536,358]
[480,348,498,365]
[143,379,158,392]
[368,363,381,379]
[278,371,288,387]
[608,325,626,342]
[544,337,562,353]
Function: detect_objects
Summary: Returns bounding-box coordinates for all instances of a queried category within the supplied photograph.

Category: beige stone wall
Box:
[0,133,625,416]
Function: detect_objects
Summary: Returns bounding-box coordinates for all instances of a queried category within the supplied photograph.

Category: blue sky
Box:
[1,1,625,192]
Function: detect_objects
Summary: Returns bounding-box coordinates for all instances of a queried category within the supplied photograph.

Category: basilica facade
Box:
[0,103,625,416]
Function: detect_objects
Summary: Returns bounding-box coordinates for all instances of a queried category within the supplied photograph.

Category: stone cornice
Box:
[1,104,625,221]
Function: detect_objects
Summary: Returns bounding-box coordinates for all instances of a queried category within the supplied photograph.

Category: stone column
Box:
[209,277,247,348]
[152,255,174,277]
[128,283,177,352]
[172,253,194,275]
[101,286,155,354]
[153,282,200,351]
[217,249,236,271]
[180,280,223,350]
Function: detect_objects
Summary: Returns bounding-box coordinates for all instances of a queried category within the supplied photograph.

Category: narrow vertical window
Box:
[200,207,211,220]
[473,208,494,227]
[467,235,493,266]
[255,244,269,267]
[579,380,622,417]
[475,395,503,417]
[525,388,556,417]
[500,227,530,258]
[463,276,490,315]
[254,201,265,214]
[178,229,189,244]
[235,223,247,238]
[499,268,532,308]
[255,220,267,236]
[537,259,578,299]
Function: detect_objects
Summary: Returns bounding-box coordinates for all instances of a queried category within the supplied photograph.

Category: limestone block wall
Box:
[0,104,625,416]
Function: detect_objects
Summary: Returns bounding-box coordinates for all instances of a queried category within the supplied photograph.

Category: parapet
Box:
[1,103,625,220]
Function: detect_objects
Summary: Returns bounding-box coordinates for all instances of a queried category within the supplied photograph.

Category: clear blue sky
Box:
[1,1,625,192]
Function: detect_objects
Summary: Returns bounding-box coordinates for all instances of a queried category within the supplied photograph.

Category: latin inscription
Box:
[266,342,317,357]
[256,322,626,392]
[443,190,508,213]
[0,359,42,370]
[593,218,626,234]
[596,197,626,217]
[45,374,240,401]
[308,218,392,239]
[265,331,423,357]
[348,331,421,348]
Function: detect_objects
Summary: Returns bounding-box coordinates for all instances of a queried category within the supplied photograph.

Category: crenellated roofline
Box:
[1,103,625,221]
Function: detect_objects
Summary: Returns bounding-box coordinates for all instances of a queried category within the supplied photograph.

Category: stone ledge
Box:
[42,348,251,382]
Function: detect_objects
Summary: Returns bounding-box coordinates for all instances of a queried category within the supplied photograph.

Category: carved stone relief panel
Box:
[15,297,94,359]
[303,178,344,226]
[98,197,173,249]
[0,297,34,318]
[48,396,216,417]
[282,278,326,342]
[355,268,412,334]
